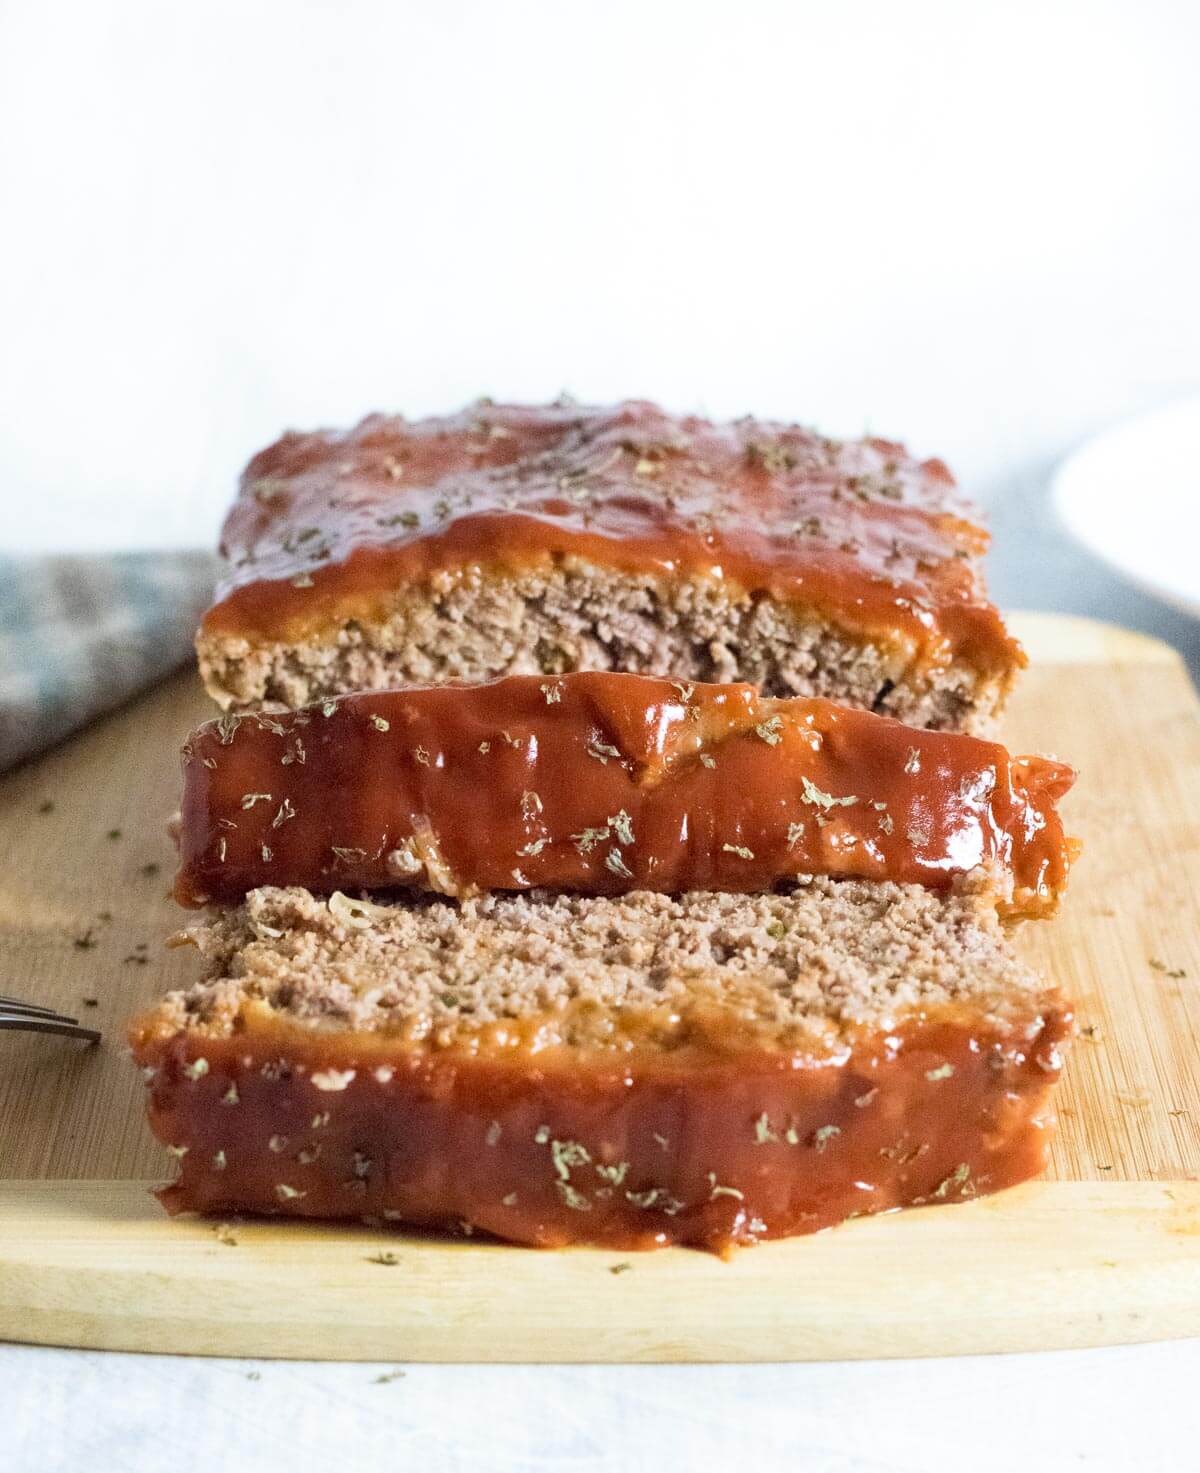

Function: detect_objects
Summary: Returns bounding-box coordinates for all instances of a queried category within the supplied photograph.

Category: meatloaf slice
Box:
[130,878,1072,1253]
[196,401,1024,731]
[175,674,1077,918]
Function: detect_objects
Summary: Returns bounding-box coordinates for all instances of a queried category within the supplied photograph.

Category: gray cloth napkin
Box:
[0,551,219,772]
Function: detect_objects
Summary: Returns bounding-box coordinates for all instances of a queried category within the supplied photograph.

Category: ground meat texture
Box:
[131,878,1072,1252]
[199,564,1014,731]
[197,401,1024,732]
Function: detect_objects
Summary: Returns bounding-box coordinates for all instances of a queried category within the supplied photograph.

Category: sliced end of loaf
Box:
[131,879,1070,1251]
[146,876,1053,1055]
[197,565,1013,733]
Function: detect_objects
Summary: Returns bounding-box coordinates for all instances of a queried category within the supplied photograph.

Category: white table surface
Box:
[5,1,1200,1466]
[11,1341,1200,1473]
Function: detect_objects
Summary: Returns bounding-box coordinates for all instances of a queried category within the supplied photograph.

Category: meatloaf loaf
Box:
[175,674,1076,918]
[130,877,1072,1253]
[196,400,1024,731]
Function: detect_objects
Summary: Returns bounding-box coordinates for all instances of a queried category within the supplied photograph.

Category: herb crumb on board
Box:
[1149,958,1187,979]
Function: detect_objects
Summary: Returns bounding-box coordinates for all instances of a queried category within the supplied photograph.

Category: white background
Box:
[3,3,1200,1469]
[2,0,1198,550]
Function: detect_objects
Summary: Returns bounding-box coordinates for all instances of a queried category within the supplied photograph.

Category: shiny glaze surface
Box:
[130,1005,1072,1253]
[203,400,1022,679]
[176,673,1076,917]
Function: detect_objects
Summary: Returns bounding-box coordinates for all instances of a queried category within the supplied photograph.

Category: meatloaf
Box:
[175,674,1076,918]
[130,877,1072,1253]
[196,400,1024,731]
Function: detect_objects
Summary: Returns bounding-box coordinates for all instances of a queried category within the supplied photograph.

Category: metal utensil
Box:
[0,994,101,1043]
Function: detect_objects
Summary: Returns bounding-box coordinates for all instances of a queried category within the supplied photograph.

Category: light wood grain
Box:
[1,612,1198,1360]
[3,1179,1200,1362]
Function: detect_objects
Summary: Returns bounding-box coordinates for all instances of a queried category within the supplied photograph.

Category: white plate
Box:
[1052,397,1200,618]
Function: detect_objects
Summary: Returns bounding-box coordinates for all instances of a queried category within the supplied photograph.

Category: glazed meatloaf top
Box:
[175,674,1076,918]
[200,400,1023,687]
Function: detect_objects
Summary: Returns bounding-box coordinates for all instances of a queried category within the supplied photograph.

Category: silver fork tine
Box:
[0,1004,101,1043]
[0,997,69,1019]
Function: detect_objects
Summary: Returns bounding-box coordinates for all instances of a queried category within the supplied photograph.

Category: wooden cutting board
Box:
[1,613,1198,1362]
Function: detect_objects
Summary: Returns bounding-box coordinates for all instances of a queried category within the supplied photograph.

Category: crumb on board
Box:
[1149,958,1187,980]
